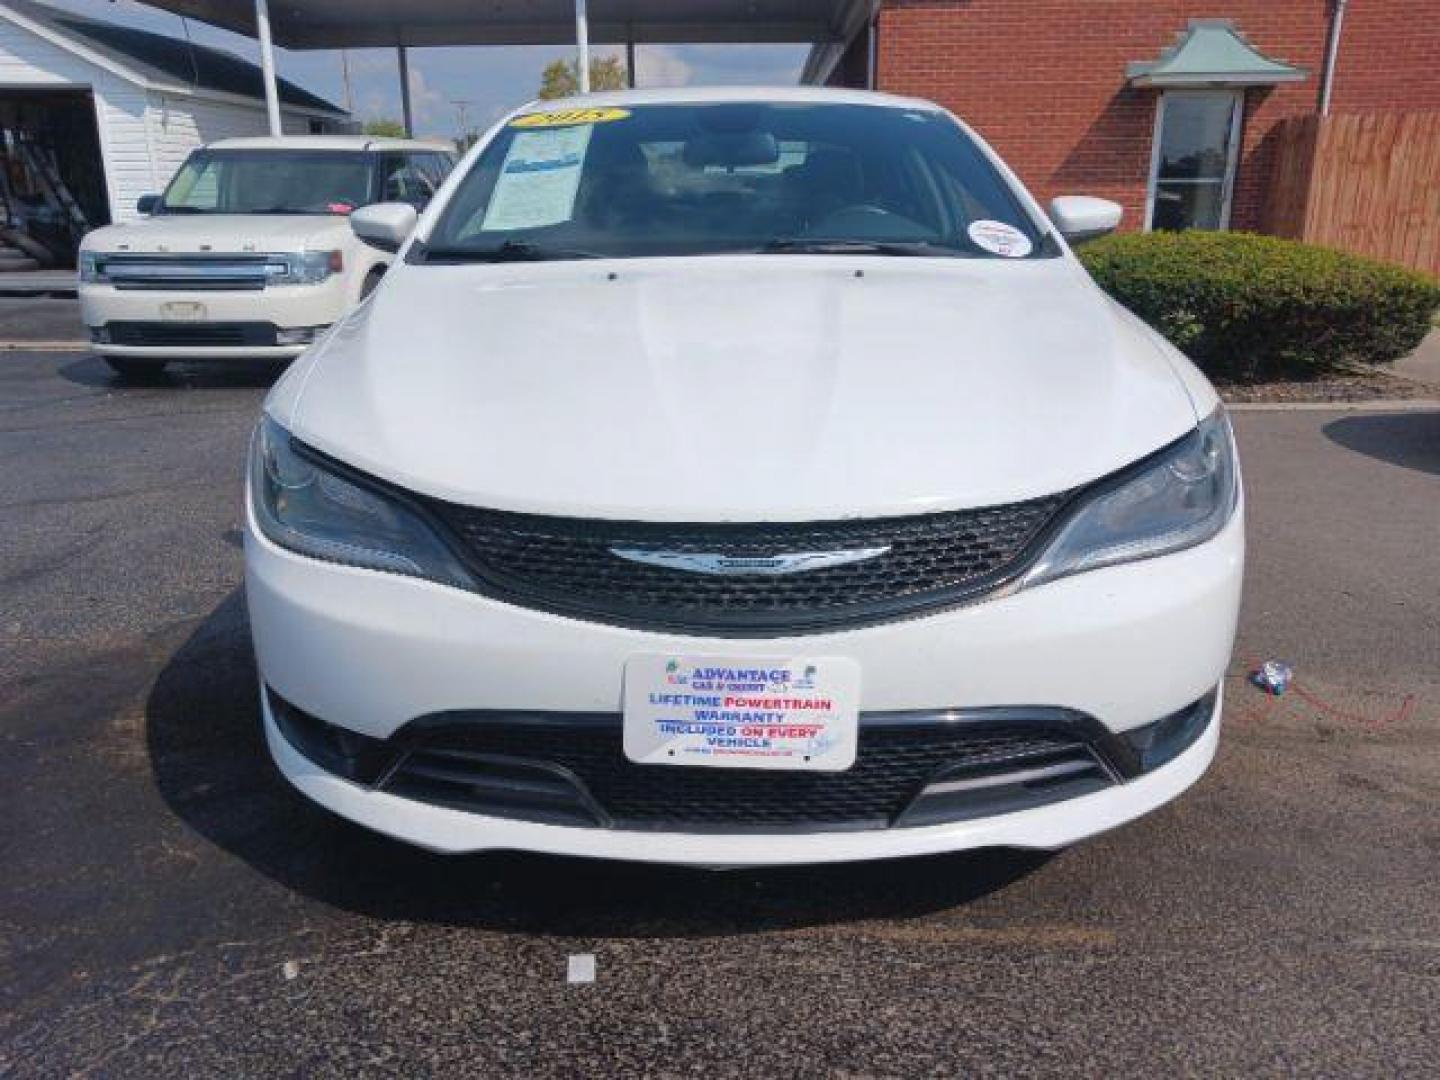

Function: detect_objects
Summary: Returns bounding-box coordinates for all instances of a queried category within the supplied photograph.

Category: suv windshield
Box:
[160,150,375,215]
[422,102,1053,261]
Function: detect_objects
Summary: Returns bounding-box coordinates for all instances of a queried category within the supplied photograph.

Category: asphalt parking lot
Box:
[2,338,1438,1076]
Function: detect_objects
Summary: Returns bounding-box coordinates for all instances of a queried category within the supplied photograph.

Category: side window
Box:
[420,153,454,189]
[168,158,221,209]
[377,154,437,207]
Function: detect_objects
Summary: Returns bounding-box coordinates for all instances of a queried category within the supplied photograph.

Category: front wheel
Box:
[103,356,168,381]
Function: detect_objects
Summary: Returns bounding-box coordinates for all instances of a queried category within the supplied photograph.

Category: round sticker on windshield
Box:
[967,220,1033,258]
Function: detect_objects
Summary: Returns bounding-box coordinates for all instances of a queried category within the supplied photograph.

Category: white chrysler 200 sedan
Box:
[245,88,1243,866]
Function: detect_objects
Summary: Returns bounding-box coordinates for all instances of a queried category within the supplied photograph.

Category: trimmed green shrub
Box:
[1078,231,1440,381]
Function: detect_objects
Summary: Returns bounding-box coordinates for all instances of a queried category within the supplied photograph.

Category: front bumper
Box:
[79,279,346,359]
[263,687,1222,864]
[245,496,1243,863]
[91,341,311,360]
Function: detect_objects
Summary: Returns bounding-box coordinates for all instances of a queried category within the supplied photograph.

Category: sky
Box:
[38,0,809,138]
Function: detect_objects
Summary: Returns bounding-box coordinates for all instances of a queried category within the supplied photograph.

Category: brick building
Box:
[806,1,1440,235]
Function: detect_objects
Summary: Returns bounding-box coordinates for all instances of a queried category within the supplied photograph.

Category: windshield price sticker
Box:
[510,107,630,129]
[623,655,861,772]
[967,219,1033,257]
[481,125,593,232]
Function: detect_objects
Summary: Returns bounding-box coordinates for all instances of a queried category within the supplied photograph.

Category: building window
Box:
[1145,90,1243,231]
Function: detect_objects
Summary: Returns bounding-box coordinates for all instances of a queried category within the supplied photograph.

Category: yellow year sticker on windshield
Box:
[510,107,630,129]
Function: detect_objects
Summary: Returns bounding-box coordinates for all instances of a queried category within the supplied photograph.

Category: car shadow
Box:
[1322,411,1440,476]
[145,590,1052,938]
[59,354,287,391]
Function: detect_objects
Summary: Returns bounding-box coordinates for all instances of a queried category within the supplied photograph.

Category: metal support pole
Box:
[866,0,882,91]
[575,0,591,93]
[254,0,282,136]
[398,44,413,136]
[626,36,636,88]
[1318,0,1348,116]
[340,49,354,114]
[866,21,877,90]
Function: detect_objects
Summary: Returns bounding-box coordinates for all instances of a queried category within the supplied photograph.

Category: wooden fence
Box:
[1263,111,1440,276]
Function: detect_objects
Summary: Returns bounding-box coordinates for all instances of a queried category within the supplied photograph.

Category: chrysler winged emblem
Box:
[609,547,890,576]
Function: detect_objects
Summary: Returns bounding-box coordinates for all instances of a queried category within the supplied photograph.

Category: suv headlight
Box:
[266,250,343,285]
[1022,407,1239,590]
[79,251,103,283]
[249,416,473,587]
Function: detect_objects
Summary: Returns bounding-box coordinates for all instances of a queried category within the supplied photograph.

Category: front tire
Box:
[103,356,168,381]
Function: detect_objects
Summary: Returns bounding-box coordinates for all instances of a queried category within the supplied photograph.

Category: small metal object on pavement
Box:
[1250,660,1294,696]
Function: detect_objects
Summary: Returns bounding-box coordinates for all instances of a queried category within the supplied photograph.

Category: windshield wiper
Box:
[419,239,604,263]
[248,207,320,216]
[757,238,969,257]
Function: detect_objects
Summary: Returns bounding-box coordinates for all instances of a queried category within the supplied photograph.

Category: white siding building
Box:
[0,0,349,240]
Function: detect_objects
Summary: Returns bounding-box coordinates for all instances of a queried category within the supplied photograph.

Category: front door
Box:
[1146,90,1243,231]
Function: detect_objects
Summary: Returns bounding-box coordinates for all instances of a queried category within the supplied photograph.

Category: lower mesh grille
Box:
[268,691,1218,835]
[105,321,277,347]
[379,715,1116,832]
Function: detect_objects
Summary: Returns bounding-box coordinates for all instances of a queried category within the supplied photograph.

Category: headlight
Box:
[249,416,473,588]
[1022,407,1238,590]
[266,251,343,285]
[79,251,103,283]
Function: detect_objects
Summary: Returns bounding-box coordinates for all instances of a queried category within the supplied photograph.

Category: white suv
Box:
[246,89,1243,867]
[78,136,454,378]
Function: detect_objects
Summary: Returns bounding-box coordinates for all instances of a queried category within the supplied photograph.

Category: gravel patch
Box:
[1218,368,1436,404]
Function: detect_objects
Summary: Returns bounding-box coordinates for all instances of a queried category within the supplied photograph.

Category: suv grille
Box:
[97,253,276,291]
[423,496,1071,634]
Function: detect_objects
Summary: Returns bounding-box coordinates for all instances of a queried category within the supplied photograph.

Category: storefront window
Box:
[1146,90,1243,231]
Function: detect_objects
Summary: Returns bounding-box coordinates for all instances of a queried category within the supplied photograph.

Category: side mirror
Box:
[1049,196,1123,243]
[136,194,161,214]
[350,202,419,253]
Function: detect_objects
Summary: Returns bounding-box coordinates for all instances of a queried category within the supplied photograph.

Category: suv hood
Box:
[83,214,352,253]
[282,257,1201,521]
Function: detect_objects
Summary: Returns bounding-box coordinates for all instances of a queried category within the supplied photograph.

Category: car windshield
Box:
[160,150,374,215]
[421,102,1054,261]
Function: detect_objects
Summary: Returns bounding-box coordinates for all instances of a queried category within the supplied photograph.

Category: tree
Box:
[362,118,407,138]
[537,55,628,100]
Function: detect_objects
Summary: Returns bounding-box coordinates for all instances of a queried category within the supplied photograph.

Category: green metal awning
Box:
[1127,20,1306,87]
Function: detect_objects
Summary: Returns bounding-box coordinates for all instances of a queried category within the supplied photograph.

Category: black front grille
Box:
[379,714,1116,833]
[422,496,1071,634]
[105,321,278,347]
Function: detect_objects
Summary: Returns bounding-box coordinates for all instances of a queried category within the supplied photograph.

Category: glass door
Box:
[1146,90,1243,231]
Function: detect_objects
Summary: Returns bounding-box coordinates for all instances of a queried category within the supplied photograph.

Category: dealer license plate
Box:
[160,301,207,321]
[622,655,860,772]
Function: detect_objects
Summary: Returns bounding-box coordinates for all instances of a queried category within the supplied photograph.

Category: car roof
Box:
[204,136,453,153]
[510,85,944,114]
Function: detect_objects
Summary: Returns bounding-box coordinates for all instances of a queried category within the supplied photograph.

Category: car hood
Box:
[83,214,352,253]
[282,256,1202,521]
